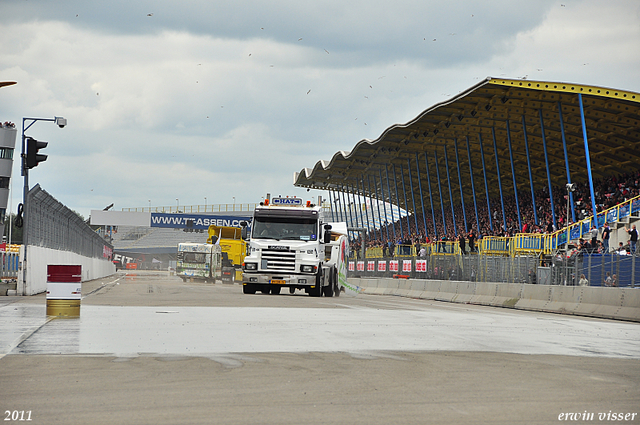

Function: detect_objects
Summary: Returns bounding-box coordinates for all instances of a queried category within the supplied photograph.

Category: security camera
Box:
[55,117,67,128]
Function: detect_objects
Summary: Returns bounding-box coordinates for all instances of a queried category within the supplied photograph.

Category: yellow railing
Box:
[479,236,510,256]
[544,194,640,254]
[513,233,544,256]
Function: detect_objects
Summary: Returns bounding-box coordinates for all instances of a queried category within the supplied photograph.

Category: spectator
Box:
[458,233,466,255]
[626,224,637,254]
[579,274,589,286]
[601,223,611,253]
[604,272,613,287]
[590,225,598,247]
[468,229,476,253]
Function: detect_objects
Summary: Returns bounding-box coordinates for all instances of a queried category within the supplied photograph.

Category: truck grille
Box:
[262,249,296,271]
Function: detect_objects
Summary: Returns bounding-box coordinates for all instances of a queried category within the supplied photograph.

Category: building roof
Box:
[293,77,640,210]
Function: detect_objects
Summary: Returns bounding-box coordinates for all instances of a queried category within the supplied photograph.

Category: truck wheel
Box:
[243,284,256,294]
[271,286,281,295]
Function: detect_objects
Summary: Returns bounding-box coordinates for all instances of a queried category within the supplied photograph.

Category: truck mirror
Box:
[241,226,248,240]
[324,230,331,244]
[324,224,332,230]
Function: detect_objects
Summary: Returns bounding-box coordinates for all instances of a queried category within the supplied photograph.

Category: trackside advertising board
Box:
[151,213,251,230]
[90,210,252,230]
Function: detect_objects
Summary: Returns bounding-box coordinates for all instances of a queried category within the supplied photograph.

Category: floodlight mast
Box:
[20,116,66,295]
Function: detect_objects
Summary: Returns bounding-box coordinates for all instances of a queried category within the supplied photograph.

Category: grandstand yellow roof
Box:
[294,77,640,210]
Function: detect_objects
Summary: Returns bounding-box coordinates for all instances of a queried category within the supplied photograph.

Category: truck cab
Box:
[241,197,347,296]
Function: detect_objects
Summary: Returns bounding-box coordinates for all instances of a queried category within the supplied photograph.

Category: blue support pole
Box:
[539,109,557,229]
[521,115,538,225]
[407,158,420,238]
[415,152,428,238]
[384,164,396,242]
[360,176,372,237]
[399,163,411,236]
[333,189,342,223]
[491,127,507,232]
[329,189,336,222]
[434,150,448,236]
[578,93,598,227]
[443,144,458,236]
[465,136,480,232]
[558,101,576,223]
[374,174,389,242]
[367,175,381,241]
[392,163,404,240]
[379,168,393,242]
[340,185,352,234]
[453,138,468,232]
[506,120,522,231]
[424,152,438,239]
[349,182,360,229]
[478,133,493,232]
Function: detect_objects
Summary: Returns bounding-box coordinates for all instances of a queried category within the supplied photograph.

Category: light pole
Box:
[176,198,179,213]
[20,116,66,295]
[204,197,207,211]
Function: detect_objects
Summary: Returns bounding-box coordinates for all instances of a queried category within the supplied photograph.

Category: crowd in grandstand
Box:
[1,121,16,128]
[347,170,640,255]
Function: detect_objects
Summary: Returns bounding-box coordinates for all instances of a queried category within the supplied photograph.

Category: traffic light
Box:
[26,137,48,169]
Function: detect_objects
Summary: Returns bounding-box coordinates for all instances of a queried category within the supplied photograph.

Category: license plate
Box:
[270,279,286,284]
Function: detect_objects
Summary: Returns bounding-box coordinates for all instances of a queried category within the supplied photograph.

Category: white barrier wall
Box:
[18,245,116,295]
[348,277,640,322]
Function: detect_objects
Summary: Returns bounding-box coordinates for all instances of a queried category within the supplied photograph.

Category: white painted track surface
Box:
[2,276,639,359]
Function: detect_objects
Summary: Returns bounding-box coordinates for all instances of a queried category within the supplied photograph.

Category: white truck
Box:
[241,196,349,297]
[176,243,222,283]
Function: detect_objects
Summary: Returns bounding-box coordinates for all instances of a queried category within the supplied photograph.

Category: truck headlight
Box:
[300,265,316,273]
[244,263,257,271]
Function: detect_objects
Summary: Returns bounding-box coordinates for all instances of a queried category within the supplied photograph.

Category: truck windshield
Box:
[252,216,318,241]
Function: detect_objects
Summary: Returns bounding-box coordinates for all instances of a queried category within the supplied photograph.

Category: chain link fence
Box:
[349,251,638,287]
[27,184,112,259]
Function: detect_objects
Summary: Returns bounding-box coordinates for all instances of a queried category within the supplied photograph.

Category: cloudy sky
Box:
[1,0,639,218]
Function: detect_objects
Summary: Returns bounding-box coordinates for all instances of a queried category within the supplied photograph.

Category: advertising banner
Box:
[348,261,355,271]
[389,260,399,272]
[377,261,387,272]
[150,213,251,230]
[402,260,412,272]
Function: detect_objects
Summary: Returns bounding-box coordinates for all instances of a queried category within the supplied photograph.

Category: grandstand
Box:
[294,78,640,286]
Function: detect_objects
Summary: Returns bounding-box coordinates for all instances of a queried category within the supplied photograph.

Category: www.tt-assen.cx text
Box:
[558,411,637,421]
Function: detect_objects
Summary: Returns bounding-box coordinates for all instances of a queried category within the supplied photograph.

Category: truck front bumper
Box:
[242,272,316,287]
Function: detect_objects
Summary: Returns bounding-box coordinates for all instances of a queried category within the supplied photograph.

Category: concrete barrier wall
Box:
[18,245,116,295]
[348,277,640,322]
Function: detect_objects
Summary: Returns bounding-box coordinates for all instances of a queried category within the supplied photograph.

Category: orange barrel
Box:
[46,265,82,317]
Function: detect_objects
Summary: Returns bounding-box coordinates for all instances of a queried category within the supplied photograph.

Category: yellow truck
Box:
[207,225,246,281]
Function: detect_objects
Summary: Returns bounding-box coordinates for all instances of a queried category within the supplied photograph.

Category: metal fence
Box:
[348,251,638,287]
[549,251,638,287]
[27,184,112,259]
[0,251,19,278]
